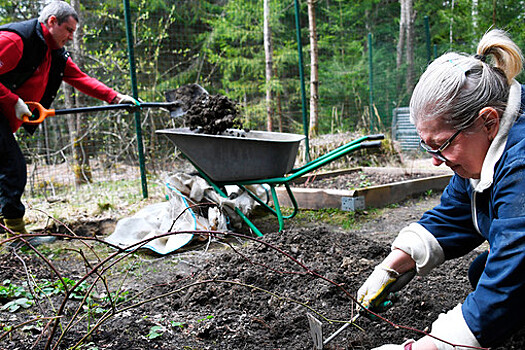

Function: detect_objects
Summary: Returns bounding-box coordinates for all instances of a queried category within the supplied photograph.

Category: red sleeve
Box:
[0,32,26,132]
[63,58,118,104]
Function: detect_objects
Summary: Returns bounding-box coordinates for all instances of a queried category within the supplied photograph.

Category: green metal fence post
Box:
[123,0,148,198]
[368,33,374,133]
[424,16,431,64]
[294,0,310,162]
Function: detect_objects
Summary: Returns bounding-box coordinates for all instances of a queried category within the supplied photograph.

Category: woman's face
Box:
[417,109,498,179]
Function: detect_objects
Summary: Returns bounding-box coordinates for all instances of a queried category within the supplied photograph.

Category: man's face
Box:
[46,15,77,48]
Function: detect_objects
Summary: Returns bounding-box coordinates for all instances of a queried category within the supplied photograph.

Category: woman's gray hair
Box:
[410,29,523,131]
[38,1,78,25]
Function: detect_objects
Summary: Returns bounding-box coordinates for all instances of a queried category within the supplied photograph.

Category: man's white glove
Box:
[372,339,415,350]
[115,93,139,105]
[357,264,402,313]
[14,98,31,121]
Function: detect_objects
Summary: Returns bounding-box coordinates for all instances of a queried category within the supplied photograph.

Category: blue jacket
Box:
[418,84,525,347]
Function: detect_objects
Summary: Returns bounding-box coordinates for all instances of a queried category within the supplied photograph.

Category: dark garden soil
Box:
[293,170,433,190]
[184,94,243,135]
[2,189,525,350]
[168,87,244,135]
[2,100,524,349]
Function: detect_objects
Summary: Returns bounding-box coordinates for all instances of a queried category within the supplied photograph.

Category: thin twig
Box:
[4,226,488,350]
[0,316,63,341]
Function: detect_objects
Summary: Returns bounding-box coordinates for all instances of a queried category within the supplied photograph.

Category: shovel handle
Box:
[23,102,55,124]
[22,101,180,124]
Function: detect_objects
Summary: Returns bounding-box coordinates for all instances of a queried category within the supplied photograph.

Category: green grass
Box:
[23,176,166,229]
[280,206,383,231]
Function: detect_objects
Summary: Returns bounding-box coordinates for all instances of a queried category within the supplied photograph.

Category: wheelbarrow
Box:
[156,127,384,236]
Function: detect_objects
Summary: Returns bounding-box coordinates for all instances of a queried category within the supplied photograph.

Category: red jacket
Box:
[0,22,117,132]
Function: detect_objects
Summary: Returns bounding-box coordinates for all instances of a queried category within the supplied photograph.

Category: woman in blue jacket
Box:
[357,29,525,350]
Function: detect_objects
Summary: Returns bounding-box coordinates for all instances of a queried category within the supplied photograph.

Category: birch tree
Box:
[263,0,273,131]
[471,0,478,34]
[396,0,415,95]
[307,0,319,136]
[449,0,455,47]
[405,0,415,93]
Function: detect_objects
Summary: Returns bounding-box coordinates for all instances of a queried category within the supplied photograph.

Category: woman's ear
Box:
[479,107,499,141]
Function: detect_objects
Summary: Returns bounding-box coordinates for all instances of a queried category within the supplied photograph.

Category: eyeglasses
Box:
[419,129,462,162]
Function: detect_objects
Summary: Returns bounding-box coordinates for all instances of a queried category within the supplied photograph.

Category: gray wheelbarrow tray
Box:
[156,127,384,236]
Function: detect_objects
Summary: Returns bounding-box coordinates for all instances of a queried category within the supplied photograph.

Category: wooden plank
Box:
[275,187,356,210]
[275,174,452,210]
[353,174,452,208]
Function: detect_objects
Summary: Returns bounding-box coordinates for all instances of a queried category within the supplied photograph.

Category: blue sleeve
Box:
[418,175,485,259]
[463,152,525,347]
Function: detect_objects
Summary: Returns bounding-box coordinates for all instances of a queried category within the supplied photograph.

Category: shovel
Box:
[22,101,181,124]
[308,269,416,349]
[22,83,208,124]
[164,83,208,118]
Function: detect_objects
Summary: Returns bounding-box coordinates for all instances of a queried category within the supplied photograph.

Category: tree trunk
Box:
[263,0,273,132]
[471,0,479,34]
[449,0,455,47]
[397,0,415,95]
[396,0,407,94]
[396,0,406,70]
[274,67,283,132]
[69,0,92,185]
[492,0,496,26]
[405,0,415,95]
[307,0,319,137]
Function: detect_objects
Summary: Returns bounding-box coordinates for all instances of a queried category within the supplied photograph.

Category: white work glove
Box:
[115,93,140,106]
[372,339,415,350]
[14,98,31,121]
[425,304,481,350]
[357,264,403,313]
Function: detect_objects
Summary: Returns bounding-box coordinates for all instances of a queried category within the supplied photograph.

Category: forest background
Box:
[0,0,524,200]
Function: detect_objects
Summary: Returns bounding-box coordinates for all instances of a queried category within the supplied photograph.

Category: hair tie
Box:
[474,54,487,62]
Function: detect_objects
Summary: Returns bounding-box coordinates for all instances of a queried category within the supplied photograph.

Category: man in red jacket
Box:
[0,1,137,246]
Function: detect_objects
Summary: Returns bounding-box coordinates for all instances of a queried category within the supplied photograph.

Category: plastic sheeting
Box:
[105,173,268,255]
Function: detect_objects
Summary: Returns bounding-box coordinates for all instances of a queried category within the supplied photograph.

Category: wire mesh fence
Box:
[4,0,523,203]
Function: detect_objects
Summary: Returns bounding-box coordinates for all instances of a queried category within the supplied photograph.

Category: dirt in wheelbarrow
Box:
[184,93,245,135]
[2,192,525,349]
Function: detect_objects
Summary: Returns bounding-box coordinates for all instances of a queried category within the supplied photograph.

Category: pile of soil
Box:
[3,192,525,349]
[165,84,244,134]
[184,94,244,135]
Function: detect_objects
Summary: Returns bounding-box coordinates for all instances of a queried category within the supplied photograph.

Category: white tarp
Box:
[105,173,268,255]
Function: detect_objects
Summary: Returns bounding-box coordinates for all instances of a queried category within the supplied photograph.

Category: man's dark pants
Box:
[0,117,27,220]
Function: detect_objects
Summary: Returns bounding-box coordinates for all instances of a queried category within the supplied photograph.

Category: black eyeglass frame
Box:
[419,128,462,162]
